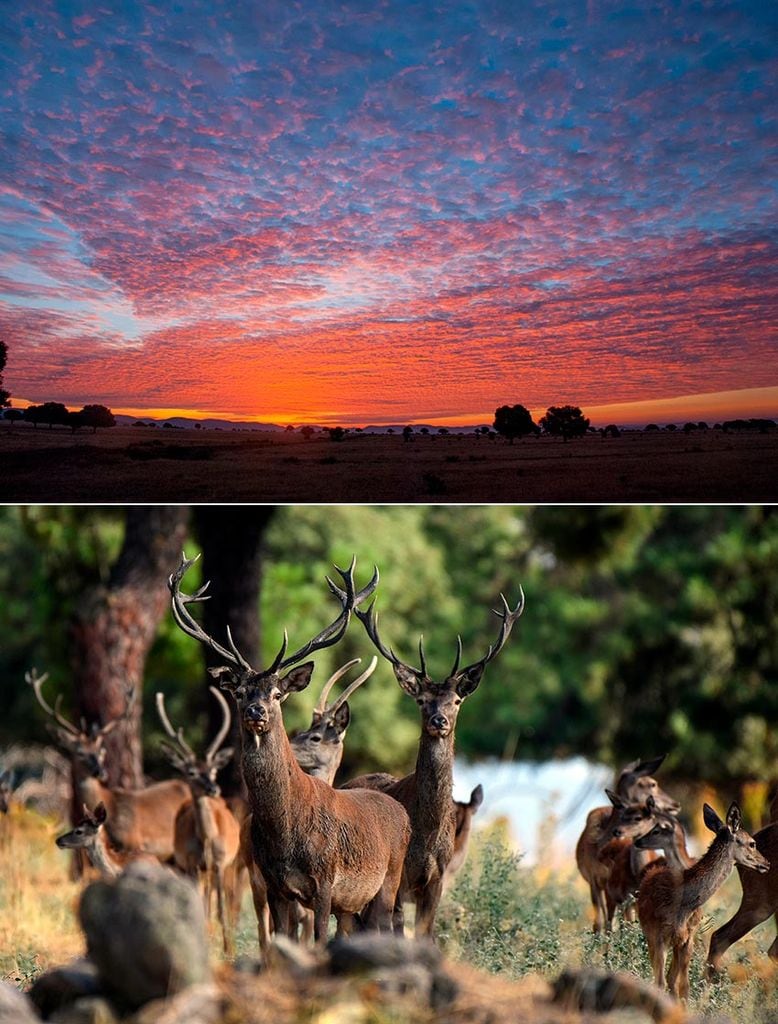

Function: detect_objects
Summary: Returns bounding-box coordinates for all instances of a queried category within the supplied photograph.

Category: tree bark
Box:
[69,507,190,788]
[194,506,275,795]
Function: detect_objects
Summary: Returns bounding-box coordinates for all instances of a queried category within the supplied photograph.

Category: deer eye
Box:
[416,698,424,705]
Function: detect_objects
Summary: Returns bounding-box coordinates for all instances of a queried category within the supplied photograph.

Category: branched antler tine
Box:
[450,635,463,676]
[328,655,378,714]
[325,563,378,608]
[355,602,399,666]
[418,636,428,677]
[315,658,361,713]
[279,557,358,669]
[52,693,82,736]
[268,630,289,674]
[155,692,195,760]
[225,625,252,672]
[168,552,240,666]
[206,686,232,760]
[26,668,80,735]
[456,586,525,676]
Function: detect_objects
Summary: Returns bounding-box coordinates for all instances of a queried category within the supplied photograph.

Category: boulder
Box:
[128,983,224,1024]
[49,997,119,1024]
[78,861,210,1010]
[0,981,40,1024]
[28,960,102,1019]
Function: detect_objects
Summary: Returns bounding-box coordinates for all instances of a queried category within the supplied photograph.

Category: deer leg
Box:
[215,866,232,956]
[247,863,271,954]
[414,877,444,940]
[392,892,406,936]
[335,912,355,938]
[673,938,694,1002]
[707,904,772,976]
[605,891,618,932]
[589,882,606,933]
[312,882,333,944]
[647,935,667,991]
[269,893,293,941]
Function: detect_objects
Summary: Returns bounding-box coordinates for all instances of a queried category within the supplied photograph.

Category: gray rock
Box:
[128,983,224,1024]
[78,861,210,1010]
[49,996,119,1024]
[0,981,40,1024]
[327,934,441,975]
[28,960,102,1018]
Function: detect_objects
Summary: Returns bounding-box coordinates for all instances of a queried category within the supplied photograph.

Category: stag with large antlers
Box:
[168,553,411,946]
[343,587,524,939]
[28,669,190,861]
[157,686,241,954]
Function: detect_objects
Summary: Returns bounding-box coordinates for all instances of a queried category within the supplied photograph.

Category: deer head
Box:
[615,755,681,814]
[0,770,12,814]
[27,668,134,782]
[56,801,108,850]
[156,686,234,797]
[454,784,484,837]
[291,656,378,781]
[599,790,661,845]
[703,802,770,873]
[350,589,524,739]
[168,552,378,742]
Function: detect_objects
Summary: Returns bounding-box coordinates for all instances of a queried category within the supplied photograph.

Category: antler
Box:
[268,556,378,673]
[97,685,136,738]
[169,552,253,671]
[155,692,196,762]
[205,686,232,761]
[26,668,81,737]
[315,656,378,715]
[453,587,525,679]
[354,602,424,679]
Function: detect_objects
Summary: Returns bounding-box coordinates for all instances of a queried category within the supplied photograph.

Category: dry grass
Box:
[1,423,776,501]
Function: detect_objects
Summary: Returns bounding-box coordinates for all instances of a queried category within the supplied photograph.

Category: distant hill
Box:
[116,415,491,434]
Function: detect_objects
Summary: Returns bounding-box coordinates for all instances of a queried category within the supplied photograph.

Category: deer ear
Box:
[94,802,107,824]
[211,748,235,770]
[635,755,666,777]
[726,802,742,835]
[208,666,238,690]
[703,803,725,834]
[280,662,314,695]
[646,794,656,811]
[393,663,422,697]
[470,784,484,810]
[455,663,486,698]
[332,702,351,734]
[606,788,625,809]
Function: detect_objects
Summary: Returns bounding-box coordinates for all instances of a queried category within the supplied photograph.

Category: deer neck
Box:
[413,729,454,830]
[77,773,113,814]
[192,793,220,842]
[681,831,734,914]
[87,832,121,879]
[240,717,304,838]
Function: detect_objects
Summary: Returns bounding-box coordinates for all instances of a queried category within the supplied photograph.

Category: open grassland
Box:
[2,810,776,1022]
[1,424,776,502]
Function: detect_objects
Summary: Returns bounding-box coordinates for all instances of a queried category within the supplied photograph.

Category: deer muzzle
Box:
[427,713,451,737]
[244,703,269,734]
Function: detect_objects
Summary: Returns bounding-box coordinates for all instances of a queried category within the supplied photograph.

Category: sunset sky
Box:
[1,1,776,426]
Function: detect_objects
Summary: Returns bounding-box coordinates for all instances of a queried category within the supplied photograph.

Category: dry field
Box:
[1,423,776,502]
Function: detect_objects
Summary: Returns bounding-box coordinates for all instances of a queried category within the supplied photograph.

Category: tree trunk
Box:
[69,507,190,789]
[194,506,276,795]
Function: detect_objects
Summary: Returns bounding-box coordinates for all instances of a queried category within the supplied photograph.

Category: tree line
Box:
[3,401,116,433]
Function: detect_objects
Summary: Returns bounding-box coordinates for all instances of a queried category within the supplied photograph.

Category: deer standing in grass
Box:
[169,553,411,946]
[575,756,680,933]
[707,820,778,975]
[238,656,378,949]
[343,587,524,939]
[156,687,242,954]
[28,670,190,861]
[638,802,769,1000]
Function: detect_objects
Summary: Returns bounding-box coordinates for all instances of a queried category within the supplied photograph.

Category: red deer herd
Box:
[5,552,775,1004]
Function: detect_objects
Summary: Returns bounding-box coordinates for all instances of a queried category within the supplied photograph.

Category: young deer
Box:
[28,669,190,861]
[343,588,524,939]
[576,756,680,933]
[156,687,241,954]
[638,802,769,1001]
[443,784,484,893]
[169,553,411,945]
[55,802,143,878]
[707,821,778,976]
[290,656,378,784]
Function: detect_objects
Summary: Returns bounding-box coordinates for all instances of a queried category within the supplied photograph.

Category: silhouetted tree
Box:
[601,424,620,438]
[301,426,314,440]
[420,426,429,436]
[540,405,590,441]
[328,426,345,442]
[403,425,413,442]
[37,402,69,429]
[493,403,537,443]
[665,423,677,432]
[683,421,697,433]
[645,423,660,432]
[698,421,709,430]
[79,405,116,433]
[67,411,85,433]
[0,340,10,408]
[4,408,23,426]
[285,424,295,432]
[438,427,449,435]
[194,422,202,430]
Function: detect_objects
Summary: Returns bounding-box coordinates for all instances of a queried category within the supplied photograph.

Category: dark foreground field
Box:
[1,424,776,502]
